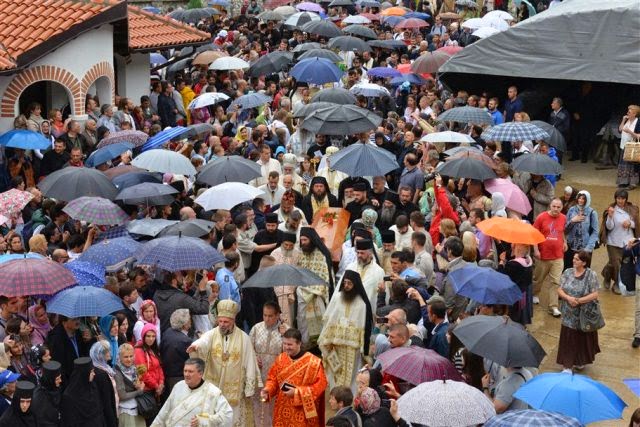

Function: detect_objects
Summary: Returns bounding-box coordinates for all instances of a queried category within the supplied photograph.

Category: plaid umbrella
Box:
[78,237,141,272]
[137,235,226,272]
[0,189,33,219]
[39,167,119,201]
[484,409,583,427]
[96,130,149,149]
[127,218,178,237]
[438,106,493,125]
[47,286,123,317]
[63,196,129,226]
[376,347,462,385]
[64,261,106,287]
[482,122,550,142]
[0,258,76,296]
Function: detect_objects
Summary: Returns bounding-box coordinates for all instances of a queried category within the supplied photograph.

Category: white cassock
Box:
[343,260,385,310]
[151,380,233,427]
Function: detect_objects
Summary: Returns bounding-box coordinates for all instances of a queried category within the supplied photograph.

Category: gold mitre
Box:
[217,299,239,319]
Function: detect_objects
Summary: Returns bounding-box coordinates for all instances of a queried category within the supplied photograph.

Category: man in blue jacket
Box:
[425,299,450,358]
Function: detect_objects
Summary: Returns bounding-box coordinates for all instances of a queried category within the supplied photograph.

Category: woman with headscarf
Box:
[491,192,507,218]
[132,300,161,345]
[89,341,118,427]
[0,380,36,427]
[31,360,62,427]
[60,357,104,427]
[356,387,407,427]
[99,315,120,368]
[27,305,51,346]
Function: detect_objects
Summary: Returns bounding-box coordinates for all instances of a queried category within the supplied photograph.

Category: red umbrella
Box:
[0,258,76,297]
[360,12,380,21]
[438,45,463,55]
[395,18,429,29]
[377,347,463,385]
[396,63,433,80]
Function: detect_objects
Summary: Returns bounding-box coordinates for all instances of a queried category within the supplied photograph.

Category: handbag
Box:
[135,391,159,419]
[623,139,640,162]
[578,301,605,332]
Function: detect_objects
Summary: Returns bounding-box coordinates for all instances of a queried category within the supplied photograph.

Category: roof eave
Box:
[130,38,210,54]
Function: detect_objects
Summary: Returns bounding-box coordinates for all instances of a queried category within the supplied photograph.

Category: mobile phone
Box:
[380,399,391,408]
[383,276,392,282]
[280,382,294,391]
[376,316,388,324]
[195,271,204,283]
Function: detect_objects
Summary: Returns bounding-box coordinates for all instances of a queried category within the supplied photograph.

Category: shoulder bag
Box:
[623,138,640,163]
[577,271,605,332]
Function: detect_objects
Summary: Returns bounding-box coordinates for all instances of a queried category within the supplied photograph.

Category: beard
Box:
[380,205,396,224]
[300,242,315,254]
[281,247,294,258]
[219,324,234,336]
[341,286,359,303]
[312,190,327,202]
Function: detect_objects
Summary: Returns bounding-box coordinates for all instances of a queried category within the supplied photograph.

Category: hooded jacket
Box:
[565,190,600,251]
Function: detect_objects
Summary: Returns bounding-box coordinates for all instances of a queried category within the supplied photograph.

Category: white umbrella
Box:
[421,131,475,144]
[398,380,496,427]
[131,150,197,176]
[209,57,250,70]
[274,5,297,16]
[473,26,501,38]
[461,17,484,29]
[481,16,509,31]
[188,92,230,110]
[484,9,515,21]
[194,182,264,210]
[342,15,371,24]
[349,82,390,97]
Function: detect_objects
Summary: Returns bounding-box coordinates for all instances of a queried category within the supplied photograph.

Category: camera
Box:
[424,172,437,183]
[383,276,392,282]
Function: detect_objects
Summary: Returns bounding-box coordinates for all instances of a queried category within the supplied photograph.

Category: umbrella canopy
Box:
[328,141,397,176]
[132,149,197,176]
[284,11,321,29]
[290,57,344,84]
[327,35,372,52]
[398,380,496,426]
[449,265,523,305]
[298,48,342,63]
[0,253,44,264]
[477,216,545,245]
[112,171,163,190]
[257,10,285,21]
[127,218,178,237]
[421,131,475,144]
[349,82,390,97]
[63,196,129,226]
[376,347,463,385]
[367,39,405,49]
[390,73,428,86]
[483,122,550,142]
[96,130,149,149]
[438,45,464,55]
[328,0,353,6]
[310,88,356,104]
[185,123,215,139]
[0,258,76,297]
[39,167,118,201]
[137,235,225,271]
[404,11,431,19]
[78,237,141,271]
[342,24,378,39]
[273,5,297,16]
[247,51,294,77]
[242,264,328,288]
[150,53,166,64]
[0,129,51,150]
[512,153,562,175]
[484,409,583,427]
[530,120,567,152]
[115,183,178,206]
[446,150,496,169]
[380,6,407,16]
[293,102,338,119]
[360,0,382,7]
[367,67,402,78]
[85,142,133,168]
[227,92,272,113]
[457,0,480,8]
[168,7,218,23]
[64,261,106,287]
[360,12,381,21]
[453,315,547,368]
[0,188,33,218]
[438,106,493,125]
[292,42,322,53]
[436,155,497,180]
[188,92,230,110]
[411,50,452,73]
[141,126,189,151]
[158,219,215,238]
[195,182,264,211]
[192,50,228,66]
[342,15,371,24]
[197,155,262,186]
[484,178,532,215]
[301,105,382,136]
[395,17,429,29]
[473,26,501,38]
[166,57,193,74]
[47,286,123,317]
[513,373,626,425]
[102,165,144,180]
[296,1,324,12]
[300,20,342,38]
[209,56,250,70]
[484,9,514,21]
[443,145,482,156]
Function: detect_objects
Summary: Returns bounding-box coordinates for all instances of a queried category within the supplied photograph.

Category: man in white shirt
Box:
[258,171,285,208]
[251,145,282,187]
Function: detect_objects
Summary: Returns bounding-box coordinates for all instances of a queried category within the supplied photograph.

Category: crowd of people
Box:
[0,0,637,426]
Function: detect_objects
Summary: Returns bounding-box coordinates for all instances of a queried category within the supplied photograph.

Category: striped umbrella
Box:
[137,235,226,272]
[376,347,462,385]
[140,126,189,151]
[64,261,106,287]
[438,106,493,125]
[482,122,550,142]
[62,196,129,226]
[484,409,583,427]
[0,258,76,297]
[96,130,149,149]
[47,286,123,317]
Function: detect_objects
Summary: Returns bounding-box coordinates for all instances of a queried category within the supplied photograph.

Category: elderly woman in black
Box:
[60,357,105,427]
[31,361,62,427]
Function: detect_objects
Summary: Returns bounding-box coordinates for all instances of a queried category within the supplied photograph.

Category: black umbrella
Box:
[301,104,382,135]
[436,156,497,180]
[343,24,378,40]
[298,48,342,62]
[166,58,193,74]
[512,153,563,175]
[112,172,163,190]
[329,0,354,6]
[39,167,119,201]
[310,87,356,104]
[328,141,399,176]
[242,264,327,288]
[257,10,285,21]
[247,51,294,77]
[328,36,372,52]
[185,123,215,139]
[115,183,178,206]
[179,43,219,57]
[292,42,322,53]
[293,101,337,118]
[196,155,262,186]
[452,315,547,368]
[300,20,343,38]
[367,39,407,50]
[158,219,215,238]
[530,120,567,152]
[169,8,219,24]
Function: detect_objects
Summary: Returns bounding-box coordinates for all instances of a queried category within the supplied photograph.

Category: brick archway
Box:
[81,61,115,111]
[0,65,82,118]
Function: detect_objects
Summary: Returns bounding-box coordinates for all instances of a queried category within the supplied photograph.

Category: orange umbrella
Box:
[380,6,408,16]
[192,50,228,66]
[476,217,545,245]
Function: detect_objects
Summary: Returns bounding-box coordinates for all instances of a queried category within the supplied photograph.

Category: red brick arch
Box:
[0,65,82,118]
[81,61,115,111]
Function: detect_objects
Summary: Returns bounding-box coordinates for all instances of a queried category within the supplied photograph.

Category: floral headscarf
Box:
[358,387,381,415]
[28,305,51,345]
[90,340,114,376]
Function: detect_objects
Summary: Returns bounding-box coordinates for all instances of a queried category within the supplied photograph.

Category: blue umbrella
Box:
[208,0,230,6]
[142,6,161,13]
[64,261,106,287]
[404,12,431,20]
[383,15,406,27]
[78,237,141,272]
[448,265,522,305]
[94,224,131,242]
[150,53,167,65]
[391,73,427,86]
[226,92,273,113]
[85,142,134,168]
[112,172,163,190]
[484,409,583,427]
[47,286,123,317]
[141,126,189,152]
[0,253,44,264]
[137,235,226,272]
[0,129,51,150]
[513,373,627,425]
[367,67,402,78]
[290,57,344,85]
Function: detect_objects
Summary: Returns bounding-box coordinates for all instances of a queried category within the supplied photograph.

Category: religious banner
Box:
[311,207,350,262]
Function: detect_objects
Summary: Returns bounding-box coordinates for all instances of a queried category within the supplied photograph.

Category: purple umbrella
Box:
[377,346,463,385]
[367,67,402,78]
[296,1,324,12]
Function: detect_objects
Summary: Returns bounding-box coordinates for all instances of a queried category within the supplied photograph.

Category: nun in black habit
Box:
[0,380,37,427]
[32,361,62,427]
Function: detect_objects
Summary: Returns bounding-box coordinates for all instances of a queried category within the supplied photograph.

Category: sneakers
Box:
[533,296,540,304]
[574,365,585,370]
[561,368,572,374]
[550,307,561,317]
[633,337,640,348]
